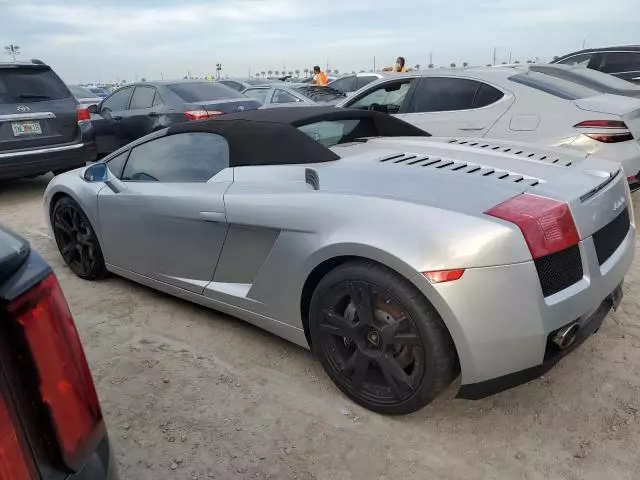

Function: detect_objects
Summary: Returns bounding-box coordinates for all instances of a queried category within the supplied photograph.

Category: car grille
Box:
[534,246,583,297]
[592,208,630,265]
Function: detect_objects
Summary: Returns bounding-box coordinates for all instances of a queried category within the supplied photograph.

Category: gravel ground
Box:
[1,175,640,480]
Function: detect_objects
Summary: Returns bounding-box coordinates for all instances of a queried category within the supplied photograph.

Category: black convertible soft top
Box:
[166,107,429,167]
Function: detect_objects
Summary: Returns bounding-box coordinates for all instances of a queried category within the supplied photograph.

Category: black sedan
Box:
[0,223,118,479]
[89,80,260,156]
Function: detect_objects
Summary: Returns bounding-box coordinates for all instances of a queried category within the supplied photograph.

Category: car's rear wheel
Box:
[51,197,106,280]
[309,261,457,415]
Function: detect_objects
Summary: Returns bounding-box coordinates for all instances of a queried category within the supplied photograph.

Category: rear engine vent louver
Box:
[446,139,573,167]
[377,153,541,187]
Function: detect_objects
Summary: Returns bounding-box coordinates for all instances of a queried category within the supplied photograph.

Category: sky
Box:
[1,0,639,84]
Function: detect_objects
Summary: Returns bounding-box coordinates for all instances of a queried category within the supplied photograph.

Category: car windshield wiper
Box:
[14,93,52,100]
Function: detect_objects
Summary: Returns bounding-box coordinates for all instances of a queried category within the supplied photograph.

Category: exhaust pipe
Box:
[552,322,580,350]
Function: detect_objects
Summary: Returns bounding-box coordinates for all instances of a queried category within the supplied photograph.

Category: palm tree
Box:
[255,72,261,78]
[450,63,456,68]
[514,60,520,64]
[261,71,266,78]
[288,71,293,76]
[428,64,434,69]
[295,69,300,77]
[501,61,507,65]
[414,64,420,70]
[268,70,273,78]
[486,64,492,67]
[333,69,339,75]
[351,70,356,74]
[304,68,309,77]
[462,62,468,68]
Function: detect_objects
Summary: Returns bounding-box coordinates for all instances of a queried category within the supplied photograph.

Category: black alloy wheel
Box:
[51,197,106,280]
[310,261,457,415]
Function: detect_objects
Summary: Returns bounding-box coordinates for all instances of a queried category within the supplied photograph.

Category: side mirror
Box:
[87,104,99,114]
[84,163,108,182]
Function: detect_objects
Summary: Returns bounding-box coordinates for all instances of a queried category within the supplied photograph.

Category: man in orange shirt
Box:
[312,66,328,86]
[383,56,409,73]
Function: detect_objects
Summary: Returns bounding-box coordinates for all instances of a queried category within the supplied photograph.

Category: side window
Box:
[101,87,133,111]
[473,83,505,108]
[329,76,355,92]
[122,133,230,182]
[354,76,377,90]
[130,86,157,110]
[556,53,593,67]
[599,52,640,73]
[349,81,412,114]
[408,77,480,113]
[272,89,299,104]
[106,151,128,179]
[152,91,163,106]
[298,119,378,147]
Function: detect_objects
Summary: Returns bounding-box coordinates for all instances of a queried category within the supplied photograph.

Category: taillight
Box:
[184,110,224,121]
[8,274,103,471]
[0,397,33,479]
[485,194,580,259]
[423,269,465,284]
[574,120,634,143]
[76,107,90,124]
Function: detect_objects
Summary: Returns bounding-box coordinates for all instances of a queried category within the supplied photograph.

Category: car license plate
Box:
[11,121,42,136]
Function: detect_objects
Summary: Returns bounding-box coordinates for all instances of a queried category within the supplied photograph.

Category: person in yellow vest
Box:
[383,57,409,73]
[312,66,328,86]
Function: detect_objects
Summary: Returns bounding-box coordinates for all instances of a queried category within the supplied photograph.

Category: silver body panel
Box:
[43,137,635,386]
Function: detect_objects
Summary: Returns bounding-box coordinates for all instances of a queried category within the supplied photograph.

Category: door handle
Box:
[148,112,159,117]
[112,115,122,121]
[458,125,486,131]
[198,211,226,223]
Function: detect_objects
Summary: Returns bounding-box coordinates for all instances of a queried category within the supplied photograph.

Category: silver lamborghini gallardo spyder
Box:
[44,107,635,414]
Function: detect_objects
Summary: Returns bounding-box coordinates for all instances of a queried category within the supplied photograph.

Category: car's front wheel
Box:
[309,261,457,415]
[51,196,106,280]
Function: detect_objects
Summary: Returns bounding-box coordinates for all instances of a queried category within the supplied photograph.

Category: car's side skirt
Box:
[106,264,310,348]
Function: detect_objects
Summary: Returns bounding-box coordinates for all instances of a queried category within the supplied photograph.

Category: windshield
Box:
[509,71,600,100]
[68,85,96,98]
[167,82,245,102]
[90,87,110,96]
[0,67,71,104]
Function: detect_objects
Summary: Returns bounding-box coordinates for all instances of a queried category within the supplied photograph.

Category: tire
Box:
[51,196,107,280]
[309,260,457,415]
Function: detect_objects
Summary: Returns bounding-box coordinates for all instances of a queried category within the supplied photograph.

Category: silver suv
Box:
[0,60,95,181]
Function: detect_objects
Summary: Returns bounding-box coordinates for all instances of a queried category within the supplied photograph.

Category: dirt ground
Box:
[1,175,640,480]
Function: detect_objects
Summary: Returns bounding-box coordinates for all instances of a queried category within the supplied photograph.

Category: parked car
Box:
[87,86,111,98]
[524,64,640,98]
[337,67,640,191]
[0,60,96,181]
[328,72,386,94]
[89,80,261,156]
[242,85,346,107]
[218,78,281,92]
[551,46,640,84]
[44,107,633,415]
[0,223,118,478]
[68,85,102,108]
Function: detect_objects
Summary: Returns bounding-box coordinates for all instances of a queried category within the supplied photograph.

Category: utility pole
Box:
[160,71,164,80]
[373,56,376,71]
[493,47,497,66]
[582,38,586,49]
[4,44,20,62]
[509,51,512,64]
[215,63,222,80]
[429,52,433,66]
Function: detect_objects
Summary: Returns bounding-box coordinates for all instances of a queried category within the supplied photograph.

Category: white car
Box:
[337,67,640,191]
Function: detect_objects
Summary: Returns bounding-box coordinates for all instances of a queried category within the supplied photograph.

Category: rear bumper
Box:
[70,434,119,480]
[427,222,635,395]
[457,284,621,399]
[628,172,640,192]
[0,141,96,180]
